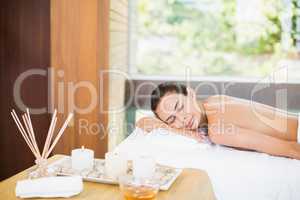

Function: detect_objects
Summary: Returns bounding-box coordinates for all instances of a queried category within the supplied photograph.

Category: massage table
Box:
[114,128,300,200]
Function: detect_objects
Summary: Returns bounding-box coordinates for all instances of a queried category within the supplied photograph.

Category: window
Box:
[129,0,300,82]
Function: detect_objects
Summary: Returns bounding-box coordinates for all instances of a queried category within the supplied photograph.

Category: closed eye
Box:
[165,100,179,124]
[167,104,183,125]
[167,116,176,125]
[177,104,184,112]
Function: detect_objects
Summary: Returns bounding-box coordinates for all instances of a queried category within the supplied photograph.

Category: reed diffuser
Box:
[11,109,73,179]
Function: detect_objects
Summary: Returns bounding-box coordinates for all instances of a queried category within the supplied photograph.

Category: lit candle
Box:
[104,152,127,180]
[71,146,94,171]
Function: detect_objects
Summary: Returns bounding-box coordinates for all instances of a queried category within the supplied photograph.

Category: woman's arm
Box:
[209,124,300,159]
[135,117,206,142]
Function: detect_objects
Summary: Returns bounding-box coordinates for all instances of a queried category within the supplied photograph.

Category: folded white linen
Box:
[15,176,83,198]
[115,128,300,200]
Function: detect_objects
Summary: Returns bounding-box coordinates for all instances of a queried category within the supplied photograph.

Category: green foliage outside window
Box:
[135,0,299,79]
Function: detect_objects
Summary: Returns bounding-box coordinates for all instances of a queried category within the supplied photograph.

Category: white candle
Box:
[104,152,127,179]
[132,155,156,179]
[71,146,94,171]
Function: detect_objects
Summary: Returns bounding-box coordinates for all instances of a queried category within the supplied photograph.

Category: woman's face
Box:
[155,91,202,130]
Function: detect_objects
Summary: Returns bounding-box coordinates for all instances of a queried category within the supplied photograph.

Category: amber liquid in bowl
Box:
[122,185,158,200]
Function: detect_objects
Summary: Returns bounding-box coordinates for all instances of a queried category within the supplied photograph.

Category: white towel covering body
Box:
[115,128,300,200]
[15,176,83,198]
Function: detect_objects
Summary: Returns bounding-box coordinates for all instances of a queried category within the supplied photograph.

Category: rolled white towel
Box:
[15,176,83,198]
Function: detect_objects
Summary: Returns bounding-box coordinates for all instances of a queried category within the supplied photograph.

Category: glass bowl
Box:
[119,175,160,200]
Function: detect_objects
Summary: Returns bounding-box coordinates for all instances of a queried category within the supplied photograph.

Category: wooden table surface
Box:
[0,155,216,200]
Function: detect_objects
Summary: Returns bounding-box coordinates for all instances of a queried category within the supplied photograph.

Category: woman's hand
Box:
[135,117,206,143]
[135,117,168,132]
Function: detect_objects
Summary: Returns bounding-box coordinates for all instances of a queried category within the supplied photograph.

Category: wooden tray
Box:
[48,155,182,191]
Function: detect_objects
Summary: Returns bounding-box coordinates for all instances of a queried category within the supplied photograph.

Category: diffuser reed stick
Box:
[10,109,73,178]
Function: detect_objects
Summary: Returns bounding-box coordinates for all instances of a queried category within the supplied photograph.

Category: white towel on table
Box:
[15,176,83,198]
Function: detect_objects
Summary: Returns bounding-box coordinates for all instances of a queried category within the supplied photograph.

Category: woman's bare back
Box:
[203,95,298,142]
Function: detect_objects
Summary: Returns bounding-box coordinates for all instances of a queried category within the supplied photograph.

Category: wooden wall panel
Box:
[110,21,128,32]
[110,11,128,23]
[0,0,51,180]
[110,0,128,17]
[109,0,128,69]
[110,32,128,46]
[51,0,110,158]
[108,0,129,150]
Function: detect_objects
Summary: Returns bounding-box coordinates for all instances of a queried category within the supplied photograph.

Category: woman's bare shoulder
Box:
[205,95,235,103]
[202,95,246,114]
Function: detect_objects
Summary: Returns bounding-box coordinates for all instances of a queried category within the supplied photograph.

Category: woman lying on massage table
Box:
[136,82,300,160]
